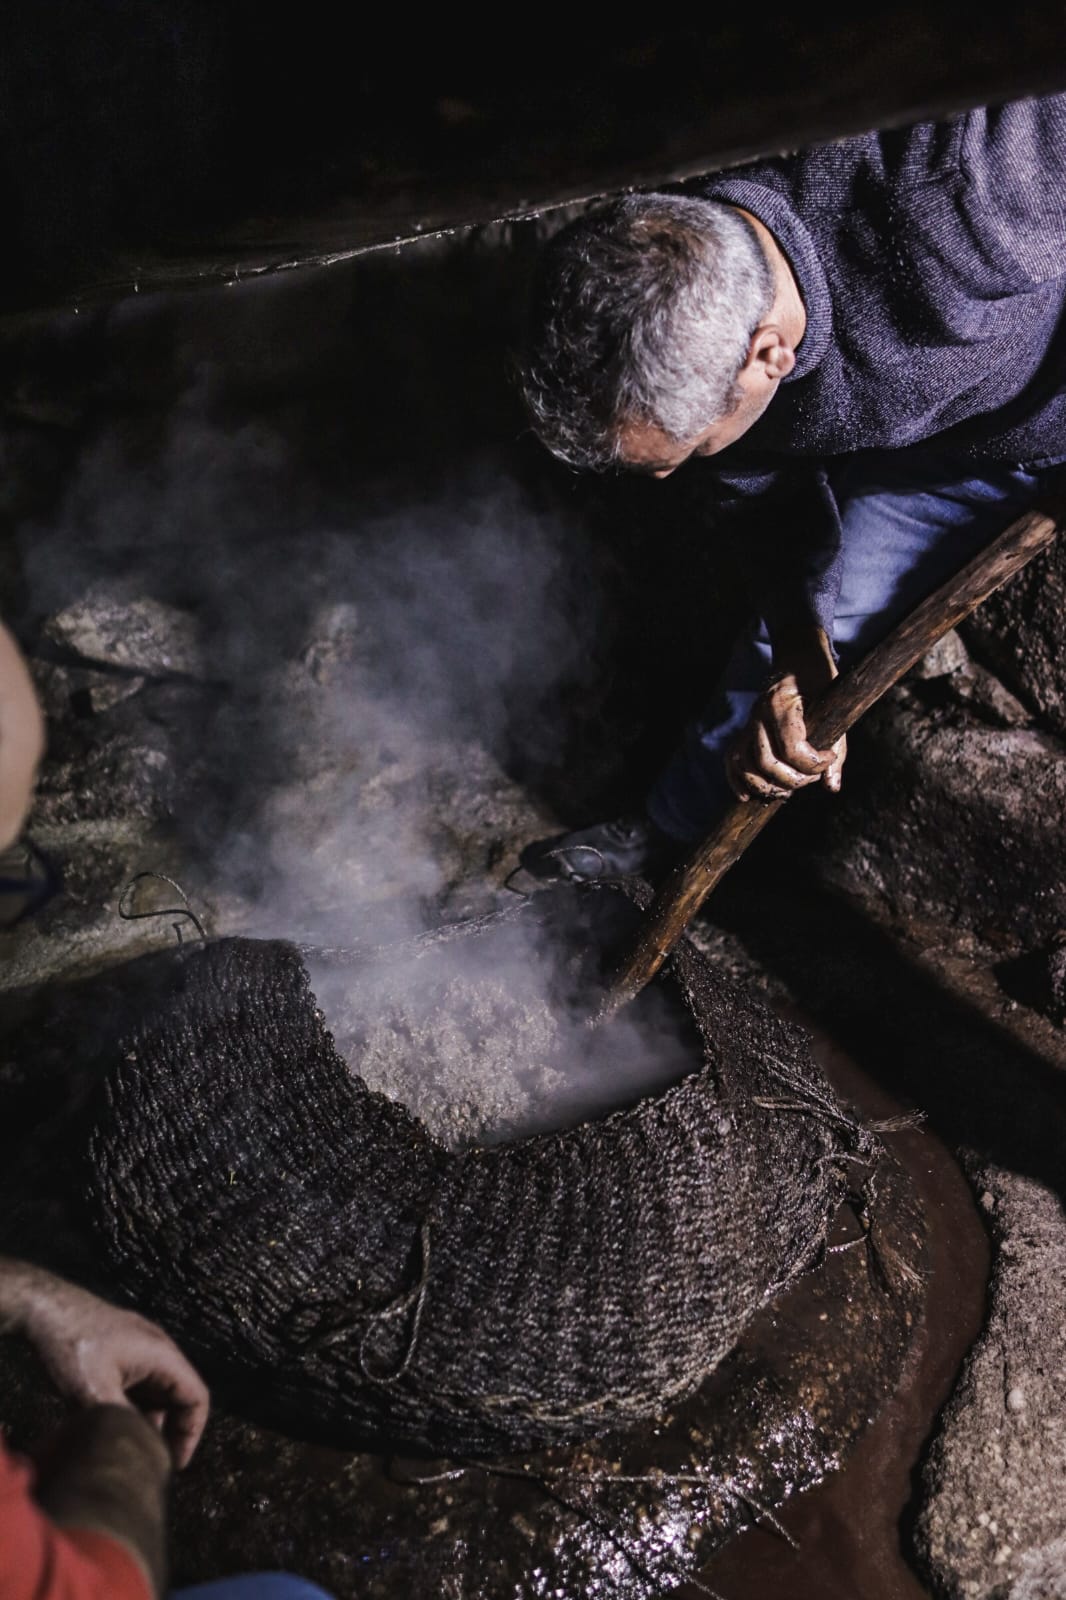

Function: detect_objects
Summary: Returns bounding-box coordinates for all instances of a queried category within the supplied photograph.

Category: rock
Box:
[298,600,362,686]
[34,724,177,828]
[1045,940,1066,1025]
[912,627,971,680]
[0,827,191,994]
[904,630,1031,728]
[916,1169,1066,1600]
[42,587,204,679]
[76,673,148,715]
[1008,1536,1066,1599]
[818,680,1066,947]
[963,536,1066,740]
[31,659,146,719]
[953,663,1033,731]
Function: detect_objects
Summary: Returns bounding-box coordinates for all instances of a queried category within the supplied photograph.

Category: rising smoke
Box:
[13,263,702,1143]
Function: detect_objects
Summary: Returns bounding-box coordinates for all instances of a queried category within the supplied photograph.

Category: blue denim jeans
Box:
[647,454,1043,842]
[171,1577,334,1600]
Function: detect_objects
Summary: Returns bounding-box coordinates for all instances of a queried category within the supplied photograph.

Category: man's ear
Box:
[743,326,796,383]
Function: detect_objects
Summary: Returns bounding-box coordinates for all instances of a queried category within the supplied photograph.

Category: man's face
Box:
[616,371,775,479]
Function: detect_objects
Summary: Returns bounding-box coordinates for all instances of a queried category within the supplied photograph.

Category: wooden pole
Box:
[600,507,1060,1019]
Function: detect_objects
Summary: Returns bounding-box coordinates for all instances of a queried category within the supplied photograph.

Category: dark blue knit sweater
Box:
[692,93,1066,632]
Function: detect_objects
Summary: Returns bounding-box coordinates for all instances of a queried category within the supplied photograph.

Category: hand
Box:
[0,622,45,851]
[34,1406,170,1597]
[0,1260,209,1468]
[725,627,847,802]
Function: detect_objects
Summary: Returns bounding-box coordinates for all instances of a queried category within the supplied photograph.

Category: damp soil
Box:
[694,1016,992,1600]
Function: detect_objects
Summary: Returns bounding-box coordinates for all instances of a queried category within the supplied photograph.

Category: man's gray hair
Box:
[521,193,774,470]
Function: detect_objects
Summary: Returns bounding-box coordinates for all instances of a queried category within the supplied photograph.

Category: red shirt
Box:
[0,1437,151,1600]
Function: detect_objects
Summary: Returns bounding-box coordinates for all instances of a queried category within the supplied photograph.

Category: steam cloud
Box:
[16,298,700,1144]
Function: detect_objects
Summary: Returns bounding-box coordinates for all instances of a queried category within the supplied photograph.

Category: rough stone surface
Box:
[31,659,147,720]
[1043,941,1066,1026]
[818,677,1066,948]
[1007,1537,1066,1599]
[5,576,558,992]
[811,586,1066,1599]
[963,535,1066,741]
[916,1167,1066,1600]
[43,586,205,679]
[911,627,971,680]
[910,629,1031,725]
[252,734,557,934]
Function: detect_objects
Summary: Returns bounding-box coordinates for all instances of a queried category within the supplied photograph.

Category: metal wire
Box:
[118,871,208,945]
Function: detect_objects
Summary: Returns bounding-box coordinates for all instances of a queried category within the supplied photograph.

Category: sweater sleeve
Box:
[0,1444,152,1600]
[960,94,1066,286]
[692,459,844,640]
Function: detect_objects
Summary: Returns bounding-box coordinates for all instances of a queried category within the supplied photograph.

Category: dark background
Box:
[5,5,1066,310]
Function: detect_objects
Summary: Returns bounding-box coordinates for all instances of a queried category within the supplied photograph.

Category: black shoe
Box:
[518,815,681,884]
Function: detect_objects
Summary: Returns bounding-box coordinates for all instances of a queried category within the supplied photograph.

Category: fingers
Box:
[742,722,800,799]
[163,1383,210,1471]
[725,737,792,802]
[84,1317,210,1469]
[84,1363,207,1470]
[764,679,835,776]
[154,1350,209,1470]
[726,675,843,803]
[124,1344,210,1470]
[821,734,847,793]
[17,1278,210,1469]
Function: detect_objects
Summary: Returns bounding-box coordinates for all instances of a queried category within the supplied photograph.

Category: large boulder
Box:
[963,535,1066,742]
[916,1166,1066,1600]
[816,658,1066,949]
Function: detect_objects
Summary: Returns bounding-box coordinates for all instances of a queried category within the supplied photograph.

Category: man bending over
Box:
[519,93,1066,880]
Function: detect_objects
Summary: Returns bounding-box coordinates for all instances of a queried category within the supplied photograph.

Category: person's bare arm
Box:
[0,621,44,849]
[0,1258,209,1468]
[725,624,847,801]
[33,1404,170,1596]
